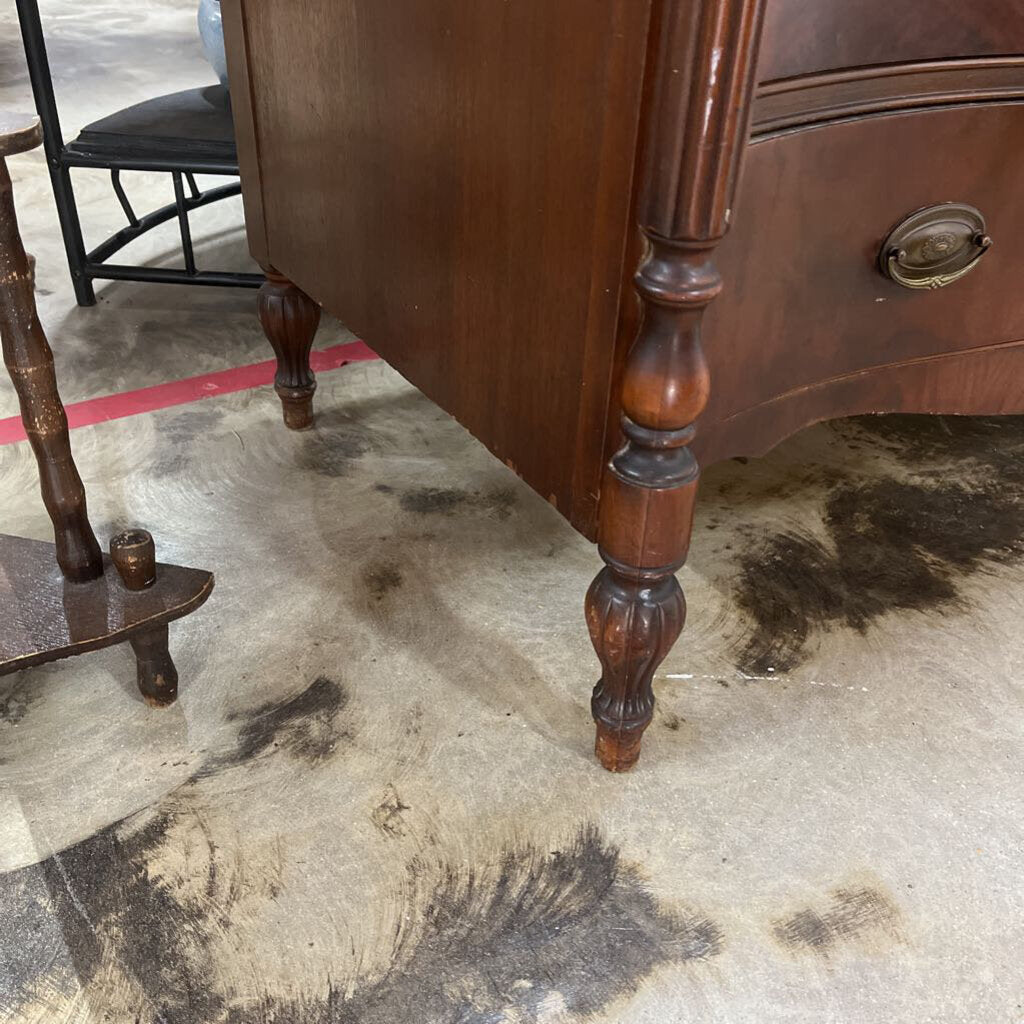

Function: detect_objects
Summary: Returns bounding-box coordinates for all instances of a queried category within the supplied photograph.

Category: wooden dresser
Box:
[222,0,1024,770]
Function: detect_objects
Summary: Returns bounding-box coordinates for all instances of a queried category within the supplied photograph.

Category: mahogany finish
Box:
[587,0,765,771]
[225,0,650,533]
[752,58,1024,134]
[224,0,1024,769]
[758,0,1024,82]
[0,115,212,705]
[696,102,1024,465]
[257,267,321,430]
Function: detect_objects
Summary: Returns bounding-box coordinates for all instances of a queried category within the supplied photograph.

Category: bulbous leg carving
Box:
[587,240,714,772]
[130,625,178,707]
[258,267,321,430]
[0,156,102,583]
[587,562,686,771]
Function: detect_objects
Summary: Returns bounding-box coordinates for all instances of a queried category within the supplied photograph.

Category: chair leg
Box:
[130,625,178,707]
[52,165,95,307]
[258,267,321,429]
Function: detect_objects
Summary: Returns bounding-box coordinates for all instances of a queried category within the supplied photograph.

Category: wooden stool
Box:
[0,112,212,704]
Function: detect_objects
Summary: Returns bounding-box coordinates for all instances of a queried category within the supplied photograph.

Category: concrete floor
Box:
[1,3,1022,1023]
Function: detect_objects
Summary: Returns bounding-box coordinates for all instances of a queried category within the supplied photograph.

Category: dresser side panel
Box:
[221,0,269,267]
[236,0,652,537]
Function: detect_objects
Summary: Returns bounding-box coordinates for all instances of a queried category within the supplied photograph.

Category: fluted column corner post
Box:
[586,0,766,771]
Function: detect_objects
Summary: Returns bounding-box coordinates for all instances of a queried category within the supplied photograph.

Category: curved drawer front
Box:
[753,58,1024,135]
[759,0,1024,82]
[699,102,1024,460]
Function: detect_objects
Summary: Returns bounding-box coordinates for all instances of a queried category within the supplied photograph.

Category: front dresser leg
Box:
[258,267,322,430]
[585,0,765,770]
[130,625,178,707]
[586,240,712,771]
[587,560,686,771]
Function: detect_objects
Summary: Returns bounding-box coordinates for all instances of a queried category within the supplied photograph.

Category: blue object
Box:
[198,0,228,88]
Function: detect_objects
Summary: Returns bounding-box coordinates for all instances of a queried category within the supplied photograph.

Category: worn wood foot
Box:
[258,267,321,430]
[130,624,178,707]
[587,562,685,771]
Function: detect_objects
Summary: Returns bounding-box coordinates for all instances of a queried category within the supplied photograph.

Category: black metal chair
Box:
[16,0,263,307]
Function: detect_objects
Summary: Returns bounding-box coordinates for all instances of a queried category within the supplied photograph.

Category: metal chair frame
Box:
[16,0,262,306]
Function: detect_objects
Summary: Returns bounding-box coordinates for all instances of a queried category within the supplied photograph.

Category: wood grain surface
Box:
[695,102,1024,464]
[0,112,41,157]
[758,0,1024,82]
[225,0,652,535]
[0,534,213,676]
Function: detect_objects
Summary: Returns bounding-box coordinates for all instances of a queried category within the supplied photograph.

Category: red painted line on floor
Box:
[0,340,378,446]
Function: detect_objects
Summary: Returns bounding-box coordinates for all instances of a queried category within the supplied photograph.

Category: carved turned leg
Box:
[587,562,687,771]
[587,242,714,771]
[258,267,322,430]
[586,0,765,770]
[129,625,178,707]
[0,150,102,583]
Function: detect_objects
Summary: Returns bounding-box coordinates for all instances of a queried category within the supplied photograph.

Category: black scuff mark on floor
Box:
[297,409,378,478]
[362,561,404,602]
[202,675,352,774]
[0,851,80,1013]
[659,709,684,731]
[0,809,227,1023]
[299,431,374,478]
[0,678,41,725]
[773,884,902,958]
[399,486,468,516]
[843,413,1024,472]
[3,822,718,1023]
[398,485,517,521]
[226,823,721,1024]
[370,784,410,839]
[150,403,228,478]
[729,415,1024,671]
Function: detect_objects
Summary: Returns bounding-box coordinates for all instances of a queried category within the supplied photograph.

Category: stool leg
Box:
[0,156,101,582]
[258,266,321,430]
[130,625,178,707]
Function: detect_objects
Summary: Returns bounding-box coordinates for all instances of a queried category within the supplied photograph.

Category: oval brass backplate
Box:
[879,203,991,290]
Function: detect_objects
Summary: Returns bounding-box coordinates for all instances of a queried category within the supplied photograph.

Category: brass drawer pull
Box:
[879,202,992,290]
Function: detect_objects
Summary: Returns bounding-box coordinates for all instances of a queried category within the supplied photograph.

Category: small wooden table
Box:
[0,113,212,705]
[222,0,1024,770]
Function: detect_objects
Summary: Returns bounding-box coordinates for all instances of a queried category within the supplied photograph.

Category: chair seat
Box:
[65,85,237,166]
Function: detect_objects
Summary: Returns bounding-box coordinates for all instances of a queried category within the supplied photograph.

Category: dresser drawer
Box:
[698,102,1024,461]
[759,0,1024,82]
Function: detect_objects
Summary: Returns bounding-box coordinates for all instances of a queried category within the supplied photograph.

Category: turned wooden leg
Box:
[258,266,321,430]
[0,147,102,583]
[130,625,178,707]
[586,287,706,774]
[585,0,764,771]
